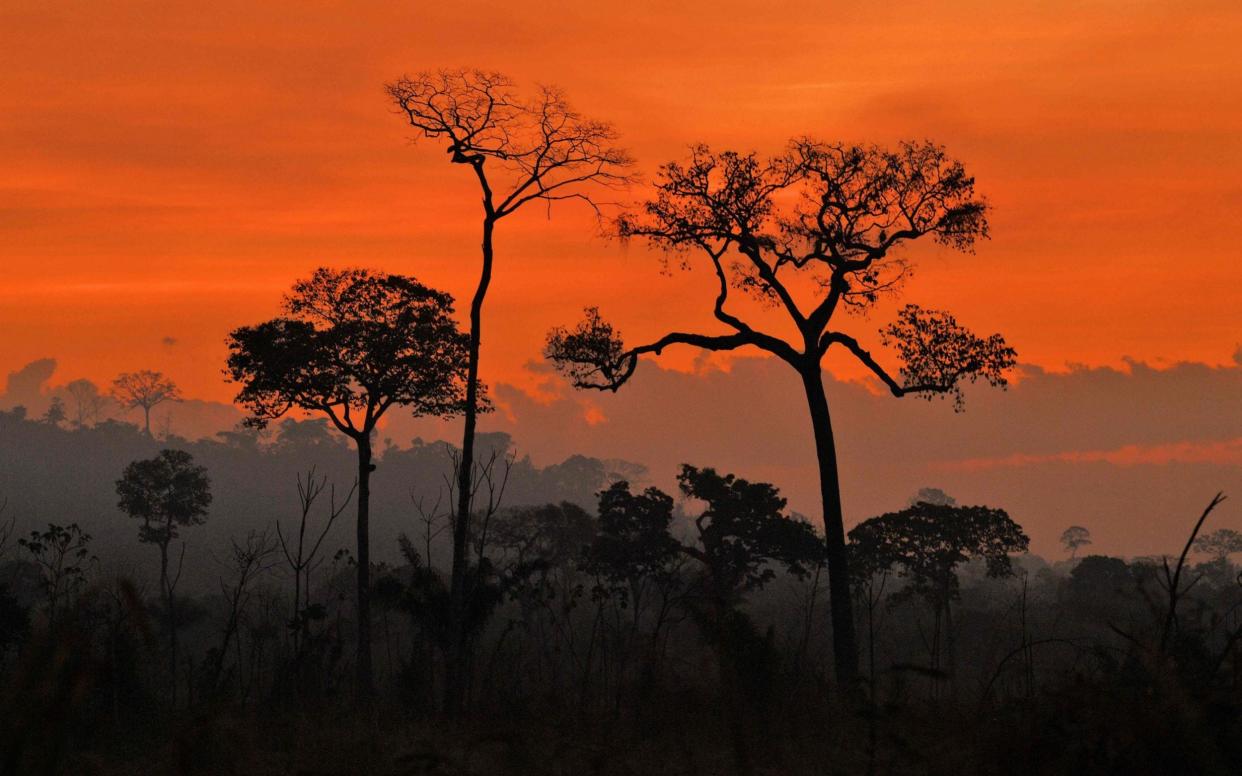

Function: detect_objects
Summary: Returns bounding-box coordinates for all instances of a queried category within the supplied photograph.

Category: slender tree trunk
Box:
[143,405,152,438]
[446,214,495,713]
[799,366,860,686]
[944,594,957,699]
[355,434,375,697]
[159,538,178,707]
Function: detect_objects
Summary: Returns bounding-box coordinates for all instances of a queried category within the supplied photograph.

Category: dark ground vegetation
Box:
[2,409,1242,775]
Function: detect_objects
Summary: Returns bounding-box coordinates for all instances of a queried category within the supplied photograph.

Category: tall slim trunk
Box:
[143,406,152,438]
[800,366,860,686]
[159,538,178,707]
[944,593,957,699]
[355,434,374,696]
[446,215,495,713]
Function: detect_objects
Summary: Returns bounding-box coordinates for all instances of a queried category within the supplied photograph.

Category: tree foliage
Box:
[676,465,825,594]
[111,370,180,436]
[848,501,1029,605]
[587,481,683,603]
[226,268,471,437]
[115,449,212,547]
[1193,528,1242,561]
[1060,525,1093,557]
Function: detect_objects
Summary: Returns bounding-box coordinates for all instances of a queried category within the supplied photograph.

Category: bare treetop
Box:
[112,370,180,410]
[549,139,1014,405]
[112,369,181,436]
[386,69,634,217]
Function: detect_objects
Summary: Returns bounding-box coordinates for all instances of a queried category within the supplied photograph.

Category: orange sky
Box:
[2,0,1241,403]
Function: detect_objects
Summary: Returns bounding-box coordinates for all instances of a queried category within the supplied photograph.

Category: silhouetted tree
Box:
[111,370,180,437]
[1060,525,1093,559]
[1067,555,1134,604]
[600,468,821,772]
[677,465,823,775]
[547,140,1015,684]
[17,523,94,628]
[588,481,684,618]
[911,487,956,508]
[586,482,687,701]
[386,69,635,712]
[848,501,1028,682]
[115,448,211,705]
[40,397,66,427]
[277,467,354,668]
[491,502,597,698]
[226,267,470,696]
[209,529,279,698]
[1193,528,1242,562]
[65,378,108,428]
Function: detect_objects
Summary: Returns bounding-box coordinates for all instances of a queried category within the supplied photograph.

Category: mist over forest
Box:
[5,350,1241,560]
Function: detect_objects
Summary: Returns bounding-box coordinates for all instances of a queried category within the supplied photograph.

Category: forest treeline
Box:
[0,407,637,592]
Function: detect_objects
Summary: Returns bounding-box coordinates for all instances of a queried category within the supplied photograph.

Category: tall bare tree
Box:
[385,68,634,711]
[278,467,354,662]
[546,140,1016,685]
[111,370,180,437]
[226,267,471,697]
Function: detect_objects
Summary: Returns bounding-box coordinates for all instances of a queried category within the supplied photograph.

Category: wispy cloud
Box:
[935,438,1242,472]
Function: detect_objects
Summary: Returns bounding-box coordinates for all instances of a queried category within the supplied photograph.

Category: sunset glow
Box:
[3,0,1240,401]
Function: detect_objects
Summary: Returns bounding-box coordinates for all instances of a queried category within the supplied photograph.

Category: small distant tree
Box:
[546,140,1016,684]
[112,370,180,437]
[588,482,684,618]
[1192,528,1242,562]
[1060,525,1093,559]
[675,466,825,600]
[386,69,635,711]
[116,448,212,705]
[849,502,1028,682]
[586,482,687,692]
[65,379,108,428]
[40,397,66,427]
[226,267,471,696]
[1068,555,1134,600]
[910,487,956,508]
[17,523,95,628]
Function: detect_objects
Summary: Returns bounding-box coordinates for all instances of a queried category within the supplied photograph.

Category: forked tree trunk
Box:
[800,366,860,687]
[355,434,375,696]
[446,214,496,713]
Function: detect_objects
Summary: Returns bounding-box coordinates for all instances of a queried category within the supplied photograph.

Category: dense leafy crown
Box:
[848,501,1029,601]
[115,449,212,545]
[226,268,472,435]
